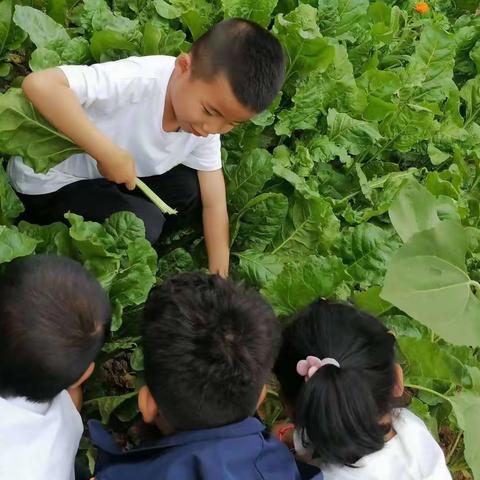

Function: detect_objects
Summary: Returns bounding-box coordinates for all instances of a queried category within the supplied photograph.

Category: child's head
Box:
[139,272,280,432]
[170,18,285,136]
[0,255,111,402]
[274,300,404,466]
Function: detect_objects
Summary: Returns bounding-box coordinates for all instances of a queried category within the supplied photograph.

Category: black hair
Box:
[143,272,281,430]
[0,255,111,402]
[190,18,286,113]
[274,299,397,467]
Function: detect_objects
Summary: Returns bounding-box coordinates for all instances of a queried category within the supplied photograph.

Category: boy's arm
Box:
[22,68,137,189]
[198,170,230,278]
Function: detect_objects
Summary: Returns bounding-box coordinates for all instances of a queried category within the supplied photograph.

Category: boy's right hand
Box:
[96,146,137,190]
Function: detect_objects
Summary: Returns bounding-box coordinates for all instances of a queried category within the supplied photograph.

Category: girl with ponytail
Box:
[273,299,451,480]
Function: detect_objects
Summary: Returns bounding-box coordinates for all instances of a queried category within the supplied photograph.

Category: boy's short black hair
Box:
[143,272,280,430]
[0,255,111,402]
[190,18,286,113]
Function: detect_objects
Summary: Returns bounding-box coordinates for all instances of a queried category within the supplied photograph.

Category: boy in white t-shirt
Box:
[0,255,111,480]
[8,19,286,278]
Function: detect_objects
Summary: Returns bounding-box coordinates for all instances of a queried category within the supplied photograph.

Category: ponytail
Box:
[274,300,397,467]
[296,365,390,466]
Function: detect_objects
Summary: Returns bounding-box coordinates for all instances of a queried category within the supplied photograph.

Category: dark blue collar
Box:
[89,416,266,456]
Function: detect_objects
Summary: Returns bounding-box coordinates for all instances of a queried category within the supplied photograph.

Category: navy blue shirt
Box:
[90,417,302,480]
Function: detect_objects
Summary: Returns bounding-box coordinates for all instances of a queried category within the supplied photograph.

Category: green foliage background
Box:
[1,0,480,477]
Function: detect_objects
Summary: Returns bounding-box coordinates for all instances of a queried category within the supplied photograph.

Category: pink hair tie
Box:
[296,356,340,381]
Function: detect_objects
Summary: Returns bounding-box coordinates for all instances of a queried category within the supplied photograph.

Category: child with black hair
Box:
[0,255,111,480]
[88,272,301,480]
[8,19,286,278]
[273,300,452,480]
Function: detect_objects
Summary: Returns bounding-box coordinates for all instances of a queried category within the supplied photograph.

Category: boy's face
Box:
[169,54,256,136]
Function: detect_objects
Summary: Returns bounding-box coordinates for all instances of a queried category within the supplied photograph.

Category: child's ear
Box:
[138,385,159,424]
[392,363,404,398]
[175,53,192,75]
[70,362,95,389]
[256,385,268,410]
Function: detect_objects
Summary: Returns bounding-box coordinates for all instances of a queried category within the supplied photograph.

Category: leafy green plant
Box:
[1,0,480,477]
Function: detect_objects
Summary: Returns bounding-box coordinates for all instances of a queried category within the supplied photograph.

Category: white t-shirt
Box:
[7,55,222,195]
[0,390,84,480]
[300,409,452,480]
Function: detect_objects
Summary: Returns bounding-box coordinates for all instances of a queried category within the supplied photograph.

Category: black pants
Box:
[15,165,201,244]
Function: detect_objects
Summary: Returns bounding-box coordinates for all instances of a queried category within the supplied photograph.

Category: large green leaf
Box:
[381,220,480,346]
[232,193,288,252]
[0,225,38,263]
[398,337,472,387]
[357,68,401,121]
[222,0,278,27]
[380,106,435,152]
[269,194,339,257]
[317,0,369,42]
[338,223,401,288]
[109,239,157,311]
[402,25,456,103]
[18,221,74,256]
[275,43,361,136]
[460,76,480,127]
[0,89,81,173]
[84,391,138,423]
[46,0,67,25]
[0,0,13,57]
[353,285,392,317]
[29,48,62,71]
[273,4,333,82]
[261,255,350,316]
[154,0,217,40]
[388,178,440,243]
[90,31,136,62]
[13,5,70,52]
[227,149,273,212]
[326,109,382,156]
[448,391,480,479]
[235,250,284,287]
[0,163,23,225]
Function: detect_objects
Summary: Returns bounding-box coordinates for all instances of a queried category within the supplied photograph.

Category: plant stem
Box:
[405,383,450,402]
[446,432,463,465]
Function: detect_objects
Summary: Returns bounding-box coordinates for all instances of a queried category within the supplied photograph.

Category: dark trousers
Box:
[15,165,201,244]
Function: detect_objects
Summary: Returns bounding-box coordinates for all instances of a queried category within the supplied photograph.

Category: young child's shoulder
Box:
[320,409,451,480]
[0,390,83,479]
[90,416,300,480]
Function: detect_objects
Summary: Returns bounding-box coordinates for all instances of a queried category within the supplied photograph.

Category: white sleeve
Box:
[183,134,222,171]
[58,57,155,111]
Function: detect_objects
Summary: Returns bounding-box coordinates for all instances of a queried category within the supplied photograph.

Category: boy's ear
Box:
[175,53,192,75]
[256,385,268,410]
[70,362,95,389]
[392,363,404,398]
[138,385,159,424]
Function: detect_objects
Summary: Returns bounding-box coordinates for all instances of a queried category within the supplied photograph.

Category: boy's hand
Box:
[96,146,137,190]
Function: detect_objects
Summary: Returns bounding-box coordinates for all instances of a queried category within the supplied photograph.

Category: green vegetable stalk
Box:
[135,178,177,215]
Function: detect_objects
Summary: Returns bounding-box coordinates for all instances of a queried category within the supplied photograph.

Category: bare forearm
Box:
[22,70,115,160]
[203,205,230,278]
[22,69,137,188]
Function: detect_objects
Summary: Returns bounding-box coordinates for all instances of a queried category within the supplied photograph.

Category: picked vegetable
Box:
[135,178,177,215]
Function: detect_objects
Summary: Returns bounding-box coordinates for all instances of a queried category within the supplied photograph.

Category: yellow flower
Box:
[415,2,429,13]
